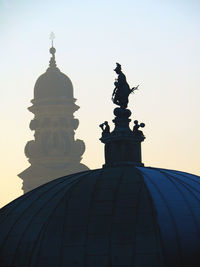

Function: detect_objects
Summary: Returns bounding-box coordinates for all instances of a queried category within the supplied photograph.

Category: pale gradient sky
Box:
[0,0,200,207]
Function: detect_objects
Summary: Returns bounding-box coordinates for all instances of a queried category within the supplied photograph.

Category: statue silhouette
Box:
[99,121,110,137]
[133,120,145,136]
[112,63,139,109]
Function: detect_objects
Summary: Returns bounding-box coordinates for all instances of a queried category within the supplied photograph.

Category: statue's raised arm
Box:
[112,63,138,109]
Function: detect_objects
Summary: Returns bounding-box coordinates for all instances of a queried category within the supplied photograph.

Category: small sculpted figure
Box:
[133,120,145,136]
[99,121,110,136]
[112,63,139,109]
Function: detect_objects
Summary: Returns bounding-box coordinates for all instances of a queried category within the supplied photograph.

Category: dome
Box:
[0,166,200,267]
[33,46,74,100]
[34,68,74,99]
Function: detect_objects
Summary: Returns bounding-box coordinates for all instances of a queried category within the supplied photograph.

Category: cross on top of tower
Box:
[49,32,55,47]
[49,32,56,67]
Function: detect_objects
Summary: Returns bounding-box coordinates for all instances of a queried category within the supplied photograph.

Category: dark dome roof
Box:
[0,166,200,267]
[34,67,74,100]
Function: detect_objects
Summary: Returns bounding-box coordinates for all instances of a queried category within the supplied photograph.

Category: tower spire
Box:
[49,32,57,68]
[50,32,55,47]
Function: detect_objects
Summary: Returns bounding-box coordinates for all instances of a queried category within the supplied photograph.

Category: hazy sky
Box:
[0,0,200,207]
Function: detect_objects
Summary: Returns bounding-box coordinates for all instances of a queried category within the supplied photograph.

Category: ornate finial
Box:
[112,63,139,109]
[49,32,55,47]
[49,32,57,68]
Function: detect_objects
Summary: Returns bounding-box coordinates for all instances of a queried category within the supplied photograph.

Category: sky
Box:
[0,0,200,207]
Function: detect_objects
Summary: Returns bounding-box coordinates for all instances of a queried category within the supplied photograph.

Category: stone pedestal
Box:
[100,108,145,167]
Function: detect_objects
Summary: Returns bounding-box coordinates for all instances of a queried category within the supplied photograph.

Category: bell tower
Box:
[18,36,89,193]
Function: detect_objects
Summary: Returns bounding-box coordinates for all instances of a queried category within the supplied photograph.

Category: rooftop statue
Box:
[112,63,139,109]
[133,120,145,137]
[100,64,145,167]
[99,121,110,137]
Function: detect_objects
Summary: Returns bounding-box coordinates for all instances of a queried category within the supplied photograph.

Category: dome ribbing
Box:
[1,167,200,266]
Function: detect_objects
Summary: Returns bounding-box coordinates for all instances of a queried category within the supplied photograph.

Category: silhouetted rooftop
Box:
[1,63,200,267]
[0,166,200,266]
